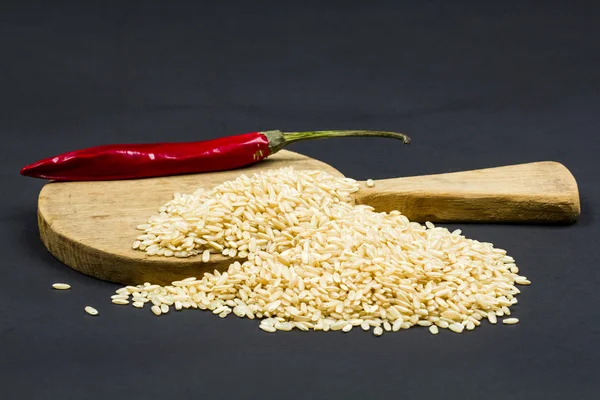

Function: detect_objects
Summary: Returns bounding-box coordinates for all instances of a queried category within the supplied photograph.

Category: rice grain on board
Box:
[124,167,529,335]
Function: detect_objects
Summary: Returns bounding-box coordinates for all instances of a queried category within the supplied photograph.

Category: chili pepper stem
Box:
[263,130,411,153]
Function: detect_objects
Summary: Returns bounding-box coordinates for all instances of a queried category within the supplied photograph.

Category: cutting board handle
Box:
[355,161,580,223]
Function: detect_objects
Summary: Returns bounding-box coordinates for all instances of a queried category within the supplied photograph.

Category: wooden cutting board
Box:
[38,150,579,285]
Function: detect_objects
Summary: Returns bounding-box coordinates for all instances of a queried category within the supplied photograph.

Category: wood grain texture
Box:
[355,161,580,223]
[38,152,580,285]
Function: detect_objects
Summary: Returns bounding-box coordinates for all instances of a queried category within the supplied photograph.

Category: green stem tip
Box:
[264,130,411,153]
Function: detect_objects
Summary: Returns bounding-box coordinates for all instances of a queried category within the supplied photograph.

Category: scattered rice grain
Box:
[85,306,98,316]
[52,283,71,290]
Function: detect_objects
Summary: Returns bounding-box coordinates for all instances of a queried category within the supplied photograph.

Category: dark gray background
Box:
[1,1,599,399]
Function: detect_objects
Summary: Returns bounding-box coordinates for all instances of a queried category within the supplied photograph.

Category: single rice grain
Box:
[52,283,71,290]
[85,306,98,316]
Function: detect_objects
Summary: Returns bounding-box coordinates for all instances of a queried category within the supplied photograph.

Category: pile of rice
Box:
[119,167,529,335]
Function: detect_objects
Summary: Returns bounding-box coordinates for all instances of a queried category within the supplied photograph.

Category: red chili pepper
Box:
[20,130,410,181]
